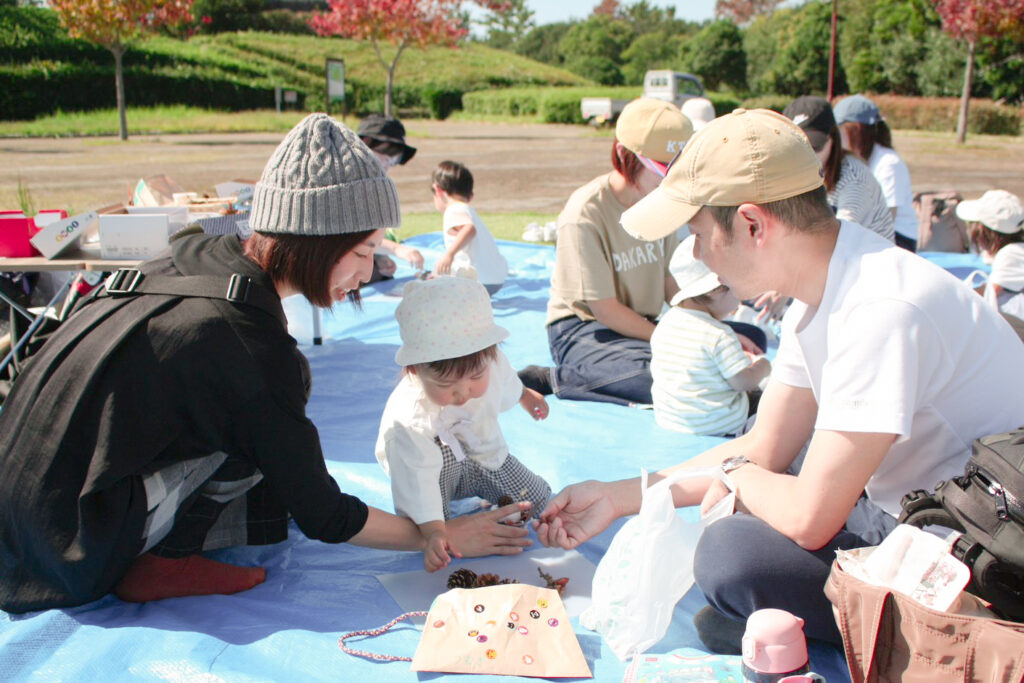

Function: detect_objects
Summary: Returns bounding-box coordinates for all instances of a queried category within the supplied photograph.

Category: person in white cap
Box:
[958,189,1024,319]
[533,108,1024,651]
[650,236,771,436]
[376,276,551,571]
[681,97,716,133]
[518,97,695,406]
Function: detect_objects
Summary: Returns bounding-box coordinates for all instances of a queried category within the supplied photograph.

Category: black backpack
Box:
[899,429,1024,621]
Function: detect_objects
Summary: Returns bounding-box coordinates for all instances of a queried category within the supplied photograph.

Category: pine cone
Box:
[473,572,502,588]
[497,495,514,507]
[497,577,519,585]
[447,568,478,589]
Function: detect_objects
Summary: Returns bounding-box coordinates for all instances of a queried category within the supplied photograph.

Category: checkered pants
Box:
[138,451,288,558]
[435,437,551,521]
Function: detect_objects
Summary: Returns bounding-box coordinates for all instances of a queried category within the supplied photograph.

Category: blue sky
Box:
[524,0,718,25]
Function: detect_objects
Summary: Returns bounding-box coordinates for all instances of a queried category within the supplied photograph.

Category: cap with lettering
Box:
[616,98,693,165]
[620,108,824,241]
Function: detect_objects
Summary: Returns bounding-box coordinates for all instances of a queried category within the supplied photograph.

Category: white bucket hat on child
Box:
[394,277,509,366]
[956,190,1024,235]
[669,236,723,306]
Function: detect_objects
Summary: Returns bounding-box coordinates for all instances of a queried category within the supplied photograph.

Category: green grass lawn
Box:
[399,212,557,244]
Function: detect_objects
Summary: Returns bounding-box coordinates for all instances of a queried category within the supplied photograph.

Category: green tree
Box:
[976,32,1024,104]
[192,0,264,32]
[620,30,683,84]
[679,19,746,92]
[478,0,534,50]
[770,0,841,95]
[742,7,794,94]
[514,22,571,65]
[558,13,634,83]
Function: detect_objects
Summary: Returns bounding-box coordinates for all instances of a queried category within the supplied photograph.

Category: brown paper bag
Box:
[412,584,592,678]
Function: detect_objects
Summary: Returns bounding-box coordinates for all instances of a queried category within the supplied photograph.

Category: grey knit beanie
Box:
[250,113,401,235]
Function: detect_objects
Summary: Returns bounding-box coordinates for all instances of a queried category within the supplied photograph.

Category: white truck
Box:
[580,70,705,124]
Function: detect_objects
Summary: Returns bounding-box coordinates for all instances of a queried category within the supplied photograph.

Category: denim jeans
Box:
[546,316,770,406]
[693,495,898,644]
[547,316,654,405]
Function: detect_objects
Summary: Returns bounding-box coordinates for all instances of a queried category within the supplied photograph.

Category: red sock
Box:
[114,553,266,603]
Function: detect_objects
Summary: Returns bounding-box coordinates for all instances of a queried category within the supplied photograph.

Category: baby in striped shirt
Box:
[650,237,771,435]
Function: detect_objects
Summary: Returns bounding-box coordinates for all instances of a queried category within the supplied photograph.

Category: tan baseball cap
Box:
[621,108,825,241]
[615,98,693,164]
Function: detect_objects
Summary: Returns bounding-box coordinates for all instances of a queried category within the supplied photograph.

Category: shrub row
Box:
[0,62,282,121]
[855,93,1020,136]
[462,87,743,124]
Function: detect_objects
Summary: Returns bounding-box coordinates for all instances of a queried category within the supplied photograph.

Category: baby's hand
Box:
[424,530,453,572]
[520,387,549,421]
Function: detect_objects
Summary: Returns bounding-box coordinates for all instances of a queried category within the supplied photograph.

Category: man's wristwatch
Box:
[721,455,752,475]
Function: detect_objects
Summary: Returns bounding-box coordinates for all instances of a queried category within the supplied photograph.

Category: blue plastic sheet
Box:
[1,235,850,682]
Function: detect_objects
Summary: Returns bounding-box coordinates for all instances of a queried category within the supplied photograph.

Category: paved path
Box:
[2,121,1021,217]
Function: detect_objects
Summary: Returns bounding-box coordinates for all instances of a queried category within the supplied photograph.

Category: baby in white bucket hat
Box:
[375,276,551,571]
[649,236,772,436]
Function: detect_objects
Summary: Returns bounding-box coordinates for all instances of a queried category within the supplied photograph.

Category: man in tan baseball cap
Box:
[534,107,1024,653]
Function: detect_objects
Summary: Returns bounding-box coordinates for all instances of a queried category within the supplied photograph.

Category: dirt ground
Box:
[2,120,1023,219]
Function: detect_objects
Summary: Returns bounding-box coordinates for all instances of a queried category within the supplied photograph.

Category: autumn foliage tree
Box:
[714,0,784,25]
[311,0,510,118]
[932,0,1024,143]
[50,0,194,141]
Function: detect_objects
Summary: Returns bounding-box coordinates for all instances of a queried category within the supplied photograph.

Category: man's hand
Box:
[435,253,454,275]
[520,387,549,421]
[532,481,619,549]
[394,244,425,271]
[445,502,533,556]
[700,478,734,517]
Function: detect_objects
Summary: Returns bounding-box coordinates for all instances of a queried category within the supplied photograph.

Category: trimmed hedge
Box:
[851,93,1020,136]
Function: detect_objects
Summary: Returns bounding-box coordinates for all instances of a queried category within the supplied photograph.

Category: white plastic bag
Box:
[580,467,734,660]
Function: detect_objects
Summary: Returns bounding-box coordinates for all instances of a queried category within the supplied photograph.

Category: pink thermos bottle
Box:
[741,609,824,683]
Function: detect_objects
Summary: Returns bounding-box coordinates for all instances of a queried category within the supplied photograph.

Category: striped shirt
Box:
[650,307,751,435]
[831,154,895,242]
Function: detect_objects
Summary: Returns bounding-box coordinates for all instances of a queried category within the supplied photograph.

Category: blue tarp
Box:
[5,237,985,682]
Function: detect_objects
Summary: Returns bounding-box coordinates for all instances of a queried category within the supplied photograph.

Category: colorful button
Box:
[509,612,520,622]
[506,621,516,630]
[474,604,485,613]
[529,610,540,619]
[476,635,488,643]
[432,620,445,628]
[467,630,478,637]
[486,649,498,660]
[518,626,529,635]
[547,618,559,627]
[537,599,548,608]
[523,655,534,665]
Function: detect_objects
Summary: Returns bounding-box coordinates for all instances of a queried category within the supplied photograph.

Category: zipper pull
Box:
[991,481,1010,520]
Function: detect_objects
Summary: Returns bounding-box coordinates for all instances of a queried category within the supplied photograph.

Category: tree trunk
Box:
[372,40,406,119]
[956,39,975,145]
[385,43,406,119]
[112,44,128,141]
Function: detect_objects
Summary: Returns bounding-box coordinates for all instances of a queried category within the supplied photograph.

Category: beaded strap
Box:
[338,611,428,662]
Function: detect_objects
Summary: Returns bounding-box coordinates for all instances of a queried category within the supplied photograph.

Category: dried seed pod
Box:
[447,568,478,589]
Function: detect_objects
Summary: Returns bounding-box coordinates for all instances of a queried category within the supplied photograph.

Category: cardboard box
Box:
[125,205,189,236]
[30,210,98,259]
[98,214,169,260]
[0,210,67,257]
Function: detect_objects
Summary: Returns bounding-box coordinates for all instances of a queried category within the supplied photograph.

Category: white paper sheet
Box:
[377,548,596,625]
